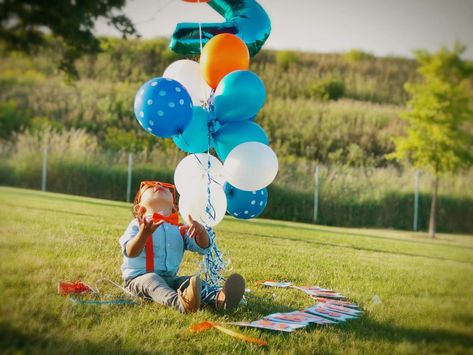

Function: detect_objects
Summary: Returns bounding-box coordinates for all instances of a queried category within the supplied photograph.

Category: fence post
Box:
[413,170,419,231]
[126,153,133,202]
[313,165,320,223]
[41,147,48,191]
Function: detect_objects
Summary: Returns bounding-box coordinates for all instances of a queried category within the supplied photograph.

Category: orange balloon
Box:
[200,33,250,89]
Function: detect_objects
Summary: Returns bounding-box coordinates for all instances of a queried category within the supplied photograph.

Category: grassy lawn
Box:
[0,186,472,354]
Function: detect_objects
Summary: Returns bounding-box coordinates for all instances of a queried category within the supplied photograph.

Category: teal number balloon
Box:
[170,0,271,57]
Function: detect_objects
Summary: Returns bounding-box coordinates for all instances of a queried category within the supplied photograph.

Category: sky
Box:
[95,0,473,59]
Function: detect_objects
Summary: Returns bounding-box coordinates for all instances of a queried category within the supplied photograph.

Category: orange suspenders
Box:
[145,224,188,273]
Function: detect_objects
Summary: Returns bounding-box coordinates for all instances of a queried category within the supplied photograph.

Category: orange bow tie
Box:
[152,212,180,226]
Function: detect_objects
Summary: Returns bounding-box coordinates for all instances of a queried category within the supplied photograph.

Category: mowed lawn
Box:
[0,186,472,354]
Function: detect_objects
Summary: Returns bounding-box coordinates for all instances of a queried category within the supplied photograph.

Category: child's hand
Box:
[137,211,164,237]
[187,215,208,240]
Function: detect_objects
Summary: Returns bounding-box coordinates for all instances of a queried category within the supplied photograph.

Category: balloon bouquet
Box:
[133,0,275,294]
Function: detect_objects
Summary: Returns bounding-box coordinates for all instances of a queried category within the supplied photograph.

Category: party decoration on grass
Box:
[255,280,292,288]
[58,280,138,306]
[134,78,193,138]
[69,297,137,305]
[191,321,268,346]
[191,281,362,346]
[231,281,363,331]
[58,281,95,295]
[170,0,271,57]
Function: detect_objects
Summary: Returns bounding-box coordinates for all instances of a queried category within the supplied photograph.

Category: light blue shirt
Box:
[119,218,211,280]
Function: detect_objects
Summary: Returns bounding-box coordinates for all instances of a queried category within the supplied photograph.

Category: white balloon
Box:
[174,154,225,196]
[163,60,212,106]
[224,142,278,191]
[179,184,227,227]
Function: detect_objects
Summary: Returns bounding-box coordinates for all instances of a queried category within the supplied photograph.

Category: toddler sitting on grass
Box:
[119,180,245,313]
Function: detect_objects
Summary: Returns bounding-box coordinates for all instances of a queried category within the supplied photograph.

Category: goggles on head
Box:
[134,180,178,209]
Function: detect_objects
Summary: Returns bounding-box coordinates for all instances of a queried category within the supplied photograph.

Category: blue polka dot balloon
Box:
[134,77,193,138]
[224,182,268,219]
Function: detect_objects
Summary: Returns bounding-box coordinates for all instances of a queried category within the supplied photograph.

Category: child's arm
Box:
[188,215,209,249]
[126,215,164,257]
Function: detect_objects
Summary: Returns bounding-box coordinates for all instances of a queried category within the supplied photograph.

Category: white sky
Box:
[95,0,473,59]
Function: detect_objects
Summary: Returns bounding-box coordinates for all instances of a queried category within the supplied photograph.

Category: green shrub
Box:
[276,50,300,70]
[307,76,345,101]
[0,101,28,138]
[344,49,375,63]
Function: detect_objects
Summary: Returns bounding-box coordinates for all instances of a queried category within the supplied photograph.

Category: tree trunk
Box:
[428,175,439,239]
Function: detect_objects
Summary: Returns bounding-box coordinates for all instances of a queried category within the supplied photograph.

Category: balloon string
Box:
[197,0,207,106]
[182,12,226,297]
[135,0,176,25]
[198,13,203,53]
[201,70,226,296]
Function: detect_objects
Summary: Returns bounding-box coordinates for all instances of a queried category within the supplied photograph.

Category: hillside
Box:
[0,38,472,233]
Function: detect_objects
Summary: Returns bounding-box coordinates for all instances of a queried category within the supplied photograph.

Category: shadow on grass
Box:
[220,229,473,266]
[2,313,471,352]
[206,293,296,320]
[0,322,150,355]
[341,316,473,349]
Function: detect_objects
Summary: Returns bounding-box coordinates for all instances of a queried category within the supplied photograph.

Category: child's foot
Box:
[216,273,245,310]
[178,276,202,313]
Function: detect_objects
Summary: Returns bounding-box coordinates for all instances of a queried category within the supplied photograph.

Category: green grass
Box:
[1,186,472,354]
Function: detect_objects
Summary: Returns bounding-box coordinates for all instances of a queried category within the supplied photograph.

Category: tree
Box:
[388,43,473,238]
[0,0,137,78]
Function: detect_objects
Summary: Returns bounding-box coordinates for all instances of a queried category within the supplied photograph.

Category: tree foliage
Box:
[390,44,473,176]
[388,43,473,237]
[0,0,137,78]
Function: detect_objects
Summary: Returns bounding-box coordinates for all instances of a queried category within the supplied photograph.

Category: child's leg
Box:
[215,274,245,310]
[125,273,185,313]
[171,275,221,307]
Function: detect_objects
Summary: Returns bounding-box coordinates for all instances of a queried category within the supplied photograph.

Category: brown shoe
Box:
[216,273,245,310]
[178,276,202,313]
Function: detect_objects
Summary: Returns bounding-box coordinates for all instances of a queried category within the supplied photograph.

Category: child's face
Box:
[139,184,174,211]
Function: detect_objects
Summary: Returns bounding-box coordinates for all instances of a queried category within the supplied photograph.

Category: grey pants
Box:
[125,273,219,313]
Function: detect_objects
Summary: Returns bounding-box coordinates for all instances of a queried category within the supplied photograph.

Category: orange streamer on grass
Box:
[190,321,268,347]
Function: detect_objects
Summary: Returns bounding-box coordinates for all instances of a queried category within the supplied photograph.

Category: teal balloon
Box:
[170,0,271,57]
[173,107,213,153]
[214,70,266,123]
[214,121,268,161]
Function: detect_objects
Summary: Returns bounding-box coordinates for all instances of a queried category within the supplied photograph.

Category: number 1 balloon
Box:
[170,0,271,57]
